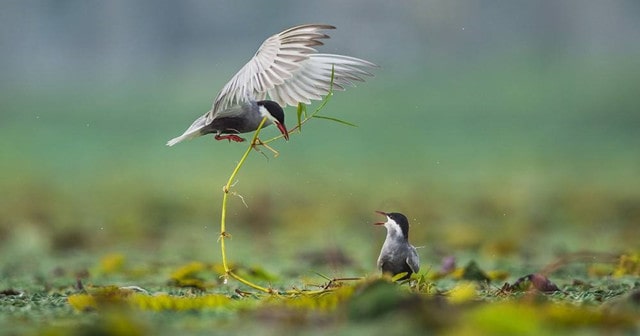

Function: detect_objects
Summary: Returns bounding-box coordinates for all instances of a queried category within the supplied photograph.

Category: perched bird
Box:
[167,24,377,146]
[374,211,420,280]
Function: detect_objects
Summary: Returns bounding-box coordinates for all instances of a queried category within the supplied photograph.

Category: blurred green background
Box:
[1,1,639,281]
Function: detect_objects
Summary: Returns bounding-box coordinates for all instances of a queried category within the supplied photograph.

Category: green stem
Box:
[218,66,339,294]
[219,119,327,295]
[219,117,269,292]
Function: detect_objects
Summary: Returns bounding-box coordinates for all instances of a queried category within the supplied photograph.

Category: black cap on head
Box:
[257,100,288,140]
[387,212,410,239]
[258,100,285,125]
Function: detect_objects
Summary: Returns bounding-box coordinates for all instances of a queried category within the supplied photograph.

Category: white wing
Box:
[205,24,376,124]
[267,54,377,107]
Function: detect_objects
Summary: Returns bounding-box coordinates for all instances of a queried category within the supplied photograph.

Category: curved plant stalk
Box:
[219,116,272,293]
[218,67,355,294]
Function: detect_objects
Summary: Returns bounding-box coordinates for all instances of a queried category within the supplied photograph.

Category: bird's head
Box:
[257,100,289,140]
[374,211,410,240]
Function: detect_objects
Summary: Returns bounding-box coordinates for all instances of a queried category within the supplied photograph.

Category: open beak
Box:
[276,122,289,141]
[374,210,388,225]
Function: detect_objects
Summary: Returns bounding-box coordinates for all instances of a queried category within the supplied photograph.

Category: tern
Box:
[374,211,420,280]
[167,24,376,146]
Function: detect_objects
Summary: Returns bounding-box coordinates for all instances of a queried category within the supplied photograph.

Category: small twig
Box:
[231,191,248,208]
[253,138,279,158]
[249,138,270,160]
[308,272,363,290]
[323,277,363,290]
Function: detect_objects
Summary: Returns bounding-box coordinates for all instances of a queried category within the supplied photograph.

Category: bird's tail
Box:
[166,114,208,146]
[166,133,196,147]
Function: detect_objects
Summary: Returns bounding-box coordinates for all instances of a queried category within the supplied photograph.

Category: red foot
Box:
[215,134,245,142]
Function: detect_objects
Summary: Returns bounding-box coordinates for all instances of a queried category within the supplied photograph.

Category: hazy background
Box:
[1,1,639,279]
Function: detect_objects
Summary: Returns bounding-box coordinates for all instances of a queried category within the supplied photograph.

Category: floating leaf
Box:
[348,279,411,320]
[170,261,207,280]
[98,253,125,275]
[466,302,541,334]
[486,270,510,281]
[68,294,97,312]
[235,264,279,282]
[132,293,230,311]
[613,253,640,277]
[461,260,491,282]
[69,289,231,312]
[68,286,137,311]
[447,282,477,304]
[545,303,635,327]
[168,261,214,290]
[61,311,149,336]
[269,285,355,312]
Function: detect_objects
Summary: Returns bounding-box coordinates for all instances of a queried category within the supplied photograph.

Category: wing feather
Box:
[205,24,377,124]
[168,24,377,146]
[206,24,333,123]
[406,246,420,274]
[266,54,375,107]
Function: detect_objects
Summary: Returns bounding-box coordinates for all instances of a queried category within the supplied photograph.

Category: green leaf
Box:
[461,260,491,282]
[391,272,409,282]
[296,103,306,131]
[312,115,357,127]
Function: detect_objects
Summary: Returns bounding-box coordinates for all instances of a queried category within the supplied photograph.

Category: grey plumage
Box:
[375,211,420,280]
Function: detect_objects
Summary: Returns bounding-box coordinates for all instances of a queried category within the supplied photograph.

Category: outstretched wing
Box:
[206,24,334,124]
[267,53,376,107]
[206,24,377,124]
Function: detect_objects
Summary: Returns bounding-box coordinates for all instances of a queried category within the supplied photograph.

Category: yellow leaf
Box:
[450,267,465,279]
[587,263,614,277]
[98,253,126,274]
[613,253,640,277]
[466,302,541,334]
[447,282,477,304]
[131,293,230,311]
[487,270,509,281]
[391,272,409,282]
[67,294,97,312]
[170,261,207,280]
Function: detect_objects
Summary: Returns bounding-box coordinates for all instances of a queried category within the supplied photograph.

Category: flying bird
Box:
[374,211,420,280]
[167,24,377,146]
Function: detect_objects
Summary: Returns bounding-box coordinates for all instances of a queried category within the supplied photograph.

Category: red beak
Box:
[276,122,289,141]
[374,210,388,225]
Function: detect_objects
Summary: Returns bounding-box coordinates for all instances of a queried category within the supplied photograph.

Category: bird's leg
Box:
[251,137,279,158]
[215,134,246,142]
